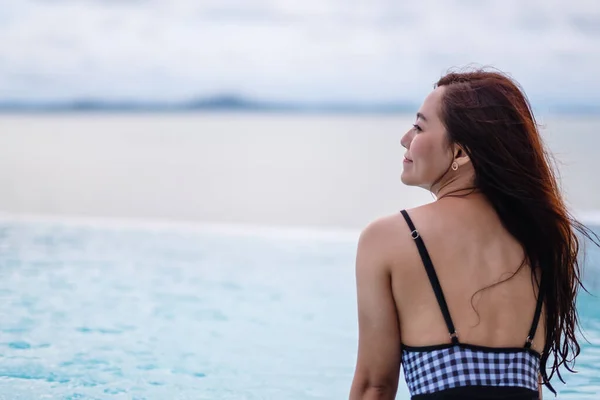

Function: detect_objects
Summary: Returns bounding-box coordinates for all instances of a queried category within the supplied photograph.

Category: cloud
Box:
[0,0,599,103]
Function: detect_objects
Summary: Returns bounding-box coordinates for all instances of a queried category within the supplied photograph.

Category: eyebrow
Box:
[416,112,427,122]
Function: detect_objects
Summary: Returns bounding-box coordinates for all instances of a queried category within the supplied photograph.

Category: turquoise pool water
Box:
[0,218,598,399]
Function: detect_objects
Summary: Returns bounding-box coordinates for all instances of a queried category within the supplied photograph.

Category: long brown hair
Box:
[434,68,599,394]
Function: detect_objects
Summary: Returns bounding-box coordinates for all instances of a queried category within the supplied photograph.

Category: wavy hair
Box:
[434,68,599,394]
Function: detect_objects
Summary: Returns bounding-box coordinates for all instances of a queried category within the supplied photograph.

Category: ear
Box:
[454,145,470,167]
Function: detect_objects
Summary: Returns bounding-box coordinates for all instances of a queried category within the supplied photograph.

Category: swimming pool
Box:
[1,217,598,399]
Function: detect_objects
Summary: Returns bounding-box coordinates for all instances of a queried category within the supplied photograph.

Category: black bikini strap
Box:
[400,210,459,344]
[525,275,545,349]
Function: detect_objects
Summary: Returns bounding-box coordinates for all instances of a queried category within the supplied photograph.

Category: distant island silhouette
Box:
[0,95,598,115]
[0,95,417,114]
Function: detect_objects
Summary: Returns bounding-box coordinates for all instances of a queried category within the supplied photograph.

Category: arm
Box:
[349,221,402,400]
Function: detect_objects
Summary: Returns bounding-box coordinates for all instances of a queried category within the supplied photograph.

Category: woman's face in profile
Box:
[400,86,453,190]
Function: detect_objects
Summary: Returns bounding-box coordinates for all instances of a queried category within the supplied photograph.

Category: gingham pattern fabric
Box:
[402,345,539,396]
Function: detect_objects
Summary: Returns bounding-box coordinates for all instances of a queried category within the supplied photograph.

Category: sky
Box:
[1,0,599,105]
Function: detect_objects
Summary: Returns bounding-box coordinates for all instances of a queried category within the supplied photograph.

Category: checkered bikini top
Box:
[400,210,544,400]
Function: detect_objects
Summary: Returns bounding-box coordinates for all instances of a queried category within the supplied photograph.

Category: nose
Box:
[400,128,413,150]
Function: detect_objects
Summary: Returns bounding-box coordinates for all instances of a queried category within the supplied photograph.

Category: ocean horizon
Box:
[1,96,599,116]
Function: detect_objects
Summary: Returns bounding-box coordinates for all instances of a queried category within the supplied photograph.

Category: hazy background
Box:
[1,0,600,230]
[0,0,599,108]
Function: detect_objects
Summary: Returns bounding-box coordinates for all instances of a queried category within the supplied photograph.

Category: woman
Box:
[349,69,598,399]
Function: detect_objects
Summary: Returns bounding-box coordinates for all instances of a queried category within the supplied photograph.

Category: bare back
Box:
[390,195,545,353]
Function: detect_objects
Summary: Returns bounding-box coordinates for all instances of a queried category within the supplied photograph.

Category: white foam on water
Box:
[0,211,361,243]
[1,208,598,243]
[576,210,600,227]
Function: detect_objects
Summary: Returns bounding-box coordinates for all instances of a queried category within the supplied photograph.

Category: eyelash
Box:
[412,124,422,132]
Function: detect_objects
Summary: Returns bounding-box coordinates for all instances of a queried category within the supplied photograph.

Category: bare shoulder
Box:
[402,202,448,228]
[357,209,426,268]
[360,213,406,246]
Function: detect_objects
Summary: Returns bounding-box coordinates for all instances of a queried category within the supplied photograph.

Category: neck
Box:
[432,169,478,200]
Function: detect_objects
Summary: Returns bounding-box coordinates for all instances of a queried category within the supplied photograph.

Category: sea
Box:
[0,113,599,399]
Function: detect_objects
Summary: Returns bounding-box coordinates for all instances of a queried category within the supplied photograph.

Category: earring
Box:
[451,161,459,171]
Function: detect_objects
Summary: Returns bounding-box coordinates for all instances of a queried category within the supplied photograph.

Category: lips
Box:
[404,156,413,162]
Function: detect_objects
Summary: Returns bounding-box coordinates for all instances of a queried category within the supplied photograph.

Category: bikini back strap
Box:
[400,210,459,344]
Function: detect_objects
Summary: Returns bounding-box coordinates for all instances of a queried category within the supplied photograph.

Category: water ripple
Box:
[0,220,598,399]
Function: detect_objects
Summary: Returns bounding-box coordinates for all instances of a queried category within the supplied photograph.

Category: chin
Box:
[400,172,416,186]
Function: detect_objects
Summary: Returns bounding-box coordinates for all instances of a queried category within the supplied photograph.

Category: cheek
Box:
[410,136,436,161]
[411,136,448,176]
